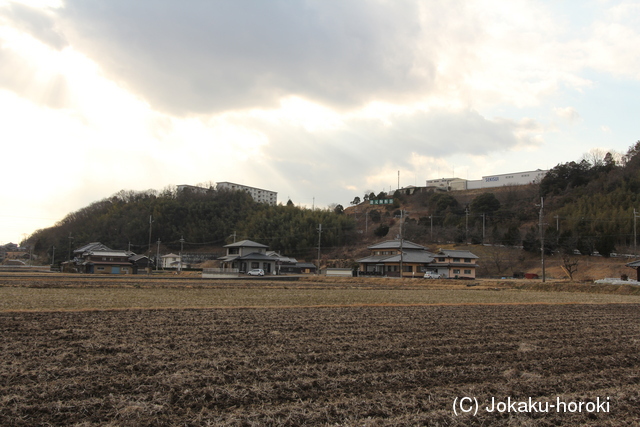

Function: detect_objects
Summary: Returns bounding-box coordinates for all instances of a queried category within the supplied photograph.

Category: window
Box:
[453,269,460,274]
[464,258,471,263]
[251,262,259,269]
[403,265,413,272]
[464,269,471,275]
[453,258,460,262]
[97,267,105,271]
[229,248,239,255]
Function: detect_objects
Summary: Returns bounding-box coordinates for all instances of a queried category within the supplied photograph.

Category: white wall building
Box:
[427,169,548,191]
[467,169,548,189]
[216,182,277,205]
[162,253,181,269]
[425,177,468,191]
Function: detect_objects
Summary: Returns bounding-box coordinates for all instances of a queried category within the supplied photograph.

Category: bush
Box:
[374,224,390,237]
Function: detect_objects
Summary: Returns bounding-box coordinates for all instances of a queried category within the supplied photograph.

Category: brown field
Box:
[2,274,640,425]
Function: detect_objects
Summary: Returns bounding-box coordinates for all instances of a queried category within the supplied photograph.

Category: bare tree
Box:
[561,255,579,281]
[581,148,607,167]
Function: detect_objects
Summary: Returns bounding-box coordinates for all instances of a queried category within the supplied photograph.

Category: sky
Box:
[1,0,639,245]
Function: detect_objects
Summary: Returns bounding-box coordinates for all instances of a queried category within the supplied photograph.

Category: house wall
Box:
[162,256,180,268]
[428,170,548,191]
[92,265,132,274]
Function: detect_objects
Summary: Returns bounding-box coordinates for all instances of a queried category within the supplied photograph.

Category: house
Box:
[357,240,478,279]
[65,242,154,274]
[82,250,134,274]
[73,242,112,260]
[278,262,317,274]
[129,255,155,274]
[162,253,182,269]
[218,240,277,274]
[430,249,479,279]
[267,250,299,274]
[626,260,640,281]
[357,240,436,277]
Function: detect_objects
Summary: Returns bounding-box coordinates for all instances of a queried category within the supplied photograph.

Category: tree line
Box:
[27,187,355,263]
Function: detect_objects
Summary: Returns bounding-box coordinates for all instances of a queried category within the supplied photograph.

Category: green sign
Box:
[370,199,393,205]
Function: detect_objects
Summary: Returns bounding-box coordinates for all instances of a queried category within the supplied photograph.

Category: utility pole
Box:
[482,213,486,245]
[365,210,368,233]
[399,210,405,278]
[554,215,560,244]
[67,233,73,262]
[156,239,160,271]
[539,197,546,282]
[148,215,153,256]
[429,215,433,242]
[317,224,322,275]
[465,207,469,243]
[634,209,639,258]
[179,236,185,273]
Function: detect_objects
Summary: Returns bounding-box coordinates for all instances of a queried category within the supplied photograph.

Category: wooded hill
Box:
[27,140,640,265]
[27,188,356,263]
[347,140,640,259]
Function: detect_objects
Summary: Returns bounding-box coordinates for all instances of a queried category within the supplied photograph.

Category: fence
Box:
[202,268,240,278]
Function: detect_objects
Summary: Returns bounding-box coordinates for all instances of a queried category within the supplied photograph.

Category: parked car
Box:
[247,269,265,276]
[423,271,442,279]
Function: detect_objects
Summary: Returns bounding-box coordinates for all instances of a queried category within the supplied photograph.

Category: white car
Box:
[423,271,442,279]
[247,269,265,276]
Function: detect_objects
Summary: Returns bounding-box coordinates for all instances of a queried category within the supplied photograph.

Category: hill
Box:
[23,140,640,279]
[26,188,356,265]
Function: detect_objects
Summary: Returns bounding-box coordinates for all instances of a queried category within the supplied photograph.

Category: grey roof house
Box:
[218,240,277,274]
[357,240,479,278]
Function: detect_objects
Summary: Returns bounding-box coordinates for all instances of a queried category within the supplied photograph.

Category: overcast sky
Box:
[1,0,639,245]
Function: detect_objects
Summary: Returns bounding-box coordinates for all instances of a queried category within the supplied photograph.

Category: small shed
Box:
[626,260,640,281]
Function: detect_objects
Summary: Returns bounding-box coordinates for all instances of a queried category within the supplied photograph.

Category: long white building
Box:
[216,182,278,205]
[426,169,548,191]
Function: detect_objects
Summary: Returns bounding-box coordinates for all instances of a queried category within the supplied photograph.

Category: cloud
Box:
[228,106,543,203]
[0,2,66,49]
[55,0,432,115]
[0,46,68,108]
[553,106,581,123]
[586,2,640,79]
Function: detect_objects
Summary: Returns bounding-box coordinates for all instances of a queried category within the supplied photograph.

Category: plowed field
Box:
[2,304,639,426]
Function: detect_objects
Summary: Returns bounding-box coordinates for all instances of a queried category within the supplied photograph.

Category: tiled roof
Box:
[435,249,479,259]
[224,240,269,248]
[367,240,426,250]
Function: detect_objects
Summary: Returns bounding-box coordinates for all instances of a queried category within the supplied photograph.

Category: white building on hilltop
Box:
[216,182,277,205]
[427,169,548,191]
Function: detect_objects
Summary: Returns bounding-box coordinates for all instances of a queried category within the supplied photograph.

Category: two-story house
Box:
[82,250,134,274]
[430,249,479,279]
[218,240,276,274]
[357,240,436,277]
[357,240,479,279]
